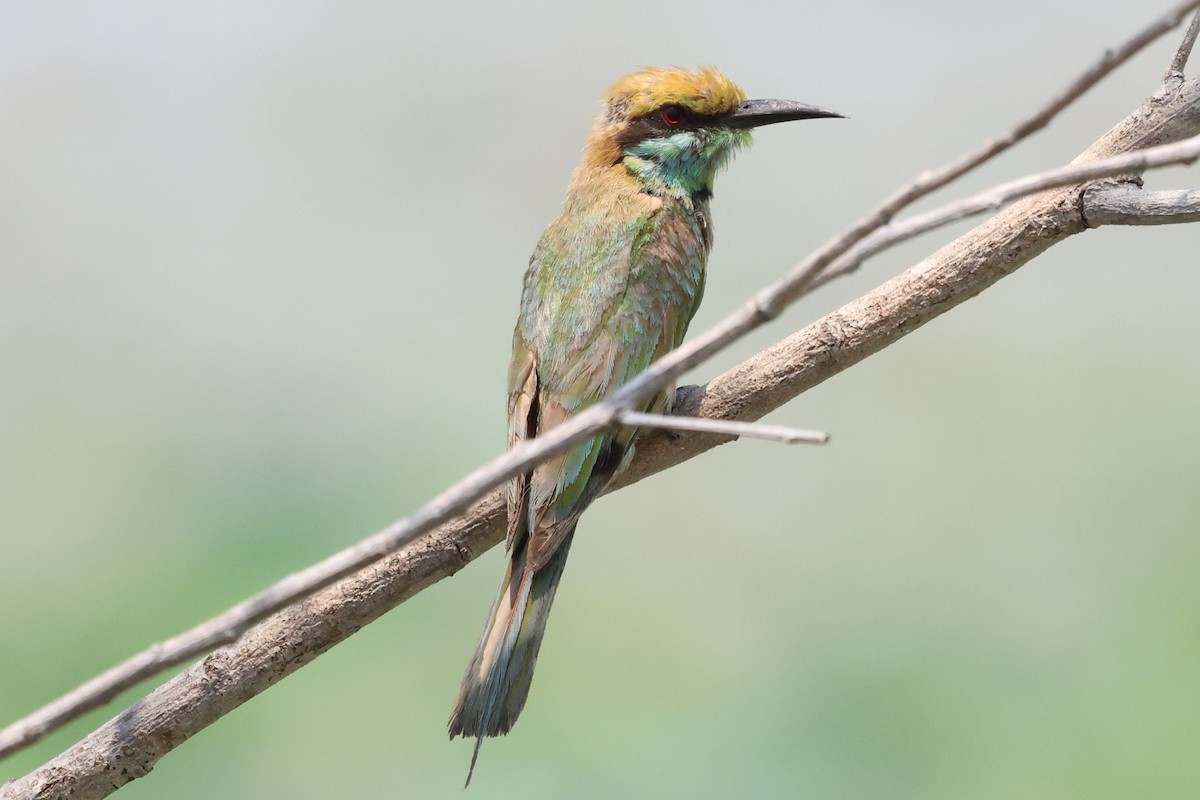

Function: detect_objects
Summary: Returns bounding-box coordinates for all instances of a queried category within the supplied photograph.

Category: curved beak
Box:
[724,98,845,129]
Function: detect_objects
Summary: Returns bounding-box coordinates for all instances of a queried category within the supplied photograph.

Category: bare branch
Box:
[1166,8,1200,81]
[3,4,1200,786]
[617,410,829,444]
[709,0,1200,323]
[0,399,615,761]
[1083,185,1200,224]
[810,133,1200,287]
[4,61,1199,800]
[6,15,1200,764]
[869,0,1200,223]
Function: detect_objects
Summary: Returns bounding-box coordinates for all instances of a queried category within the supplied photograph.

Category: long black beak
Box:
[724,98,844,129]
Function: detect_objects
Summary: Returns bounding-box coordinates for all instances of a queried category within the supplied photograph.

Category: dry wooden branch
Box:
[1083,185,1200,224]
[871,0,1200,220]
[7,3,1190,767]
[807,132,1200,287]
[9,1,1196,765]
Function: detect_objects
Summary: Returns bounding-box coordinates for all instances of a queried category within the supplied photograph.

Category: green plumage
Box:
[447,65,841,785]
[521,173,710,524]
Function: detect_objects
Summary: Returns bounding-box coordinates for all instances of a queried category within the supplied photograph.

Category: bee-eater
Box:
[449,65,840,781]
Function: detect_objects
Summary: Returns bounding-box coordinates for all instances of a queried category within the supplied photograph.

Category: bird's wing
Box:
[504,337,538,552]
[511,201,707,572]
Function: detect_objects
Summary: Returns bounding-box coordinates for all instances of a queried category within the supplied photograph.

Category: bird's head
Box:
[582,66,841,200]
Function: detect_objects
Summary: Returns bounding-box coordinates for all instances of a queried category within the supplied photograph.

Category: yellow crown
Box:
[605,66,747,119]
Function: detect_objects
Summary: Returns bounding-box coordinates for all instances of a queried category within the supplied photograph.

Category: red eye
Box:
[660,105,683,126]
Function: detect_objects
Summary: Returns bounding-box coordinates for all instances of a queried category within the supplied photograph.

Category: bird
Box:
[448,65,841,783]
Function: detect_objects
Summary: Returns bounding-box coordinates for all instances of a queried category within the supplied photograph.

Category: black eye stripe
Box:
[612,106,726,151]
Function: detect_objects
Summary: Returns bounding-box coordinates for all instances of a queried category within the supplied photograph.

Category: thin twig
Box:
[871,0,1200,223]
[809,133,1200,288]
[3,2,1199,765]
[1166,8,1200,80]
[772,0,1200,308]
[617,410,829,444]
[1082,185,1200,224]
[0,403,616,761]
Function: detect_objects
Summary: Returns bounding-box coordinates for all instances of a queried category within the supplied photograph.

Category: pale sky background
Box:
[2,2,1198,798]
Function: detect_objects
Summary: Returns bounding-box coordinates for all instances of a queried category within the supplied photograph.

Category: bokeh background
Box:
[2,2,1198,798]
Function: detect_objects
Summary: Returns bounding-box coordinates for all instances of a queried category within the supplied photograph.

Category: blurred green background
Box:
[2,1,1199,798]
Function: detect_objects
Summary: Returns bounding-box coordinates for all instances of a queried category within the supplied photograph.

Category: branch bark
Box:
[4,69,1198,800]
[1165,8,1200,80]
[1083,184,1200,224]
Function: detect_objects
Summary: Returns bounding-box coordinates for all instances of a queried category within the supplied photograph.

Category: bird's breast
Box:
[518,188,710,374]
